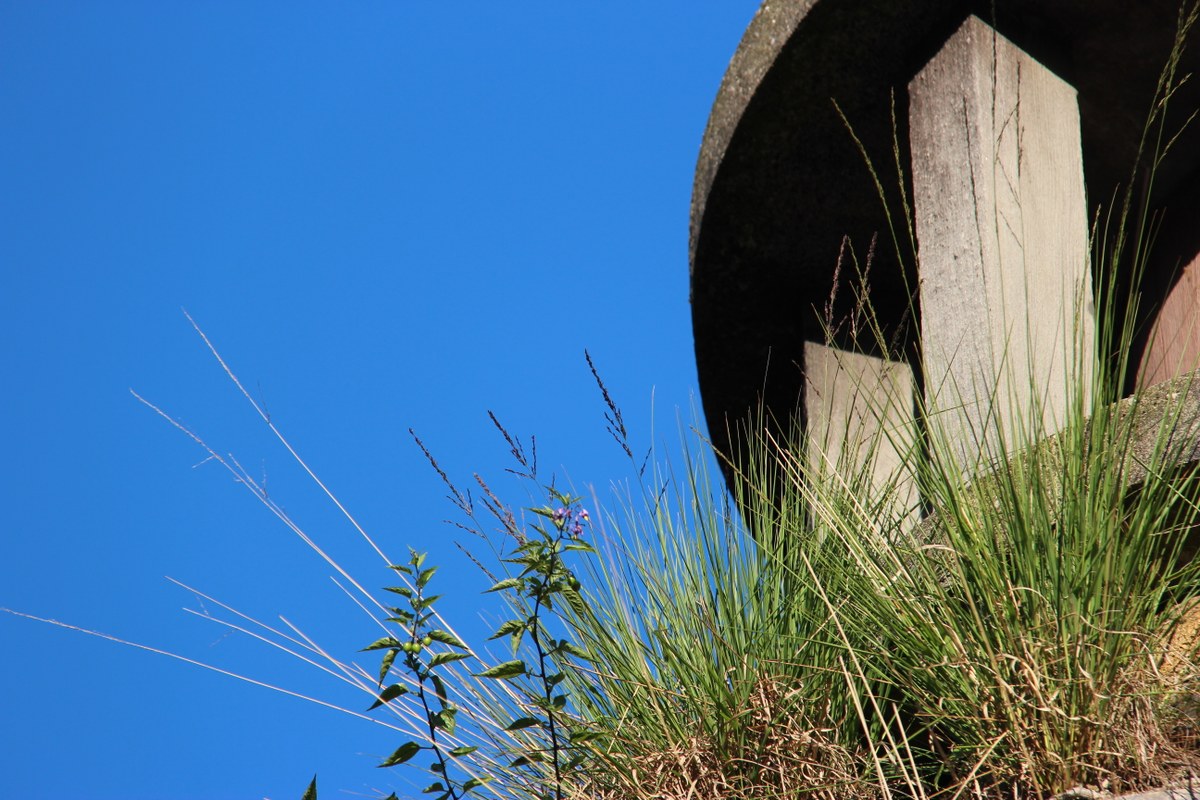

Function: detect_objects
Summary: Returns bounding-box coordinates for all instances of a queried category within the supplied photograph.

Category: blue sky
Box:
[0,3,759,798]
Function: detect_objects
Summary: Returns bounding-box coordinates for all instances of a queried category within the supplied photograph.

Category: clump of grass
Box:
[533,358,1200,800]
[550,417,877,800]
[785,373,1200,798]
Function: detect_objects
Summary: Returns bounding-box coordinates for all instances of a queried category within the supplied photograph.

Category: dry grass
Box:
[575,674,871,800]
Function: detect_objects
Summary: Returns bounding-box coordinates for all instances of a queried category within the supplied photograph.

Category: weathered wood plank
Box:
[909,15,1094,472]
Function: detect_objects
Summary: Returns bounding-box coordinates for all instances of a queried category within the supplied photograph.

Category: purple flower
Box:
[552,507,568,527]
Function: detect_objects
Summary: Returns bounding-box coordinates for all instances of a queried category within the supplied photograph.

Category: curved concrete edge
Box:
[688,0,813,272]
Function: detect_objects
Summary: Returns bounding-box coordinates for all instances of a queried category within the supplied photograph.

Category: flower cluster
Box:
[551,505,590,538]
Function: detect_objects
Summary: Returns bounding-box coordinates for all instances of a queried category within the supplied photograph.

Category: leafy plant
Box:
[475,496,599,797]
[363,548,478,798]
[360,489,600,800]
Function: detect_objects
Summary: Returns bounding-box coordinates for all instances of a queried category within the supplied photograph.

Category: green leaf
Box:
[488,619,526,641]
[429,651,471,667]
[426,629,467,649]
[531,694,567,713]
[378,649,399,684]
[448,745,478,757]
[504,716,540,731]
[301,775,317,800]
[561,589,588,618]
[432,707,458,735]
[389,564,413,575]
[564,542,597,554]
[378,741,422,767]
[485,577,523,593]
[564,753,590,770]
[569,729,604,744]
[411,550,427,570]
[416,566,438,588]
[384,586,413,598]
[413,594,443,611]
[362,636,403,652]
[461,777,493,791]
[559,641,592,661]
[475,660,526,679]
[368,683,410,710]
[430,673,448,705]
[421,783,445,795]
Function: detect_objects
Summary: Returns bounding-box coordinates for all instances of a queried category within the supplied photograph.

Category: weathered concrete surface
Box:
[910,16,1093,470]
[691,0,1200,470]
[803,342,917,522]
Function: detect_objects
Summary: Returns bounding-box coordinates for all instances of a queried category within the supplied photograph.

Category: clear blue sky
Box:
[0,3,760,798]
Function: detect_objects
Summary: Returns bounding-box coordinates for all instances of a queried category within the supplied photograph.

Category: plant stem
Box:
[531,537,565,800]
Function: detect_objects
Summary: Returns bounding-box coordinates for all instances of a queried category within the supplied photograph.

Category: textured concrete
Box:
[691,0,1200,472]
[910,16,1093,470]
[802,342,917,524]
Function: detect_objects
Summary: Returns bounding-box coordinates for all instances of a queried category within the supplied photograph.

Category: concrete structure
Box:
[910,17,1093,470]
[690,0,1200,492]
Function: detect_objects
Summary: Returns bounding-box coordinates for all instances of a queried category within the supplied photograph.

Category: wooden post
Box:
[804,342,917,527]
[909,16,1094,472]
